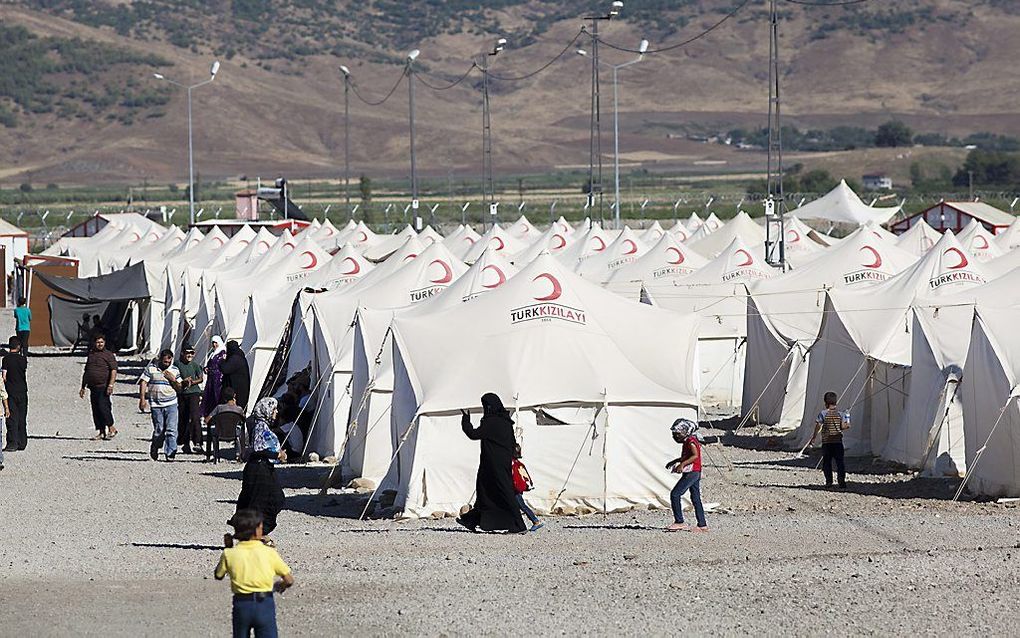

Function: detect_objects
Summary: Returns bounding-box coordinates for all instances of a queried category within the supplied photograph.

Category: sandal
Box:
[665,523,691,532]
[107,427,119,439]
[91,433,104,441]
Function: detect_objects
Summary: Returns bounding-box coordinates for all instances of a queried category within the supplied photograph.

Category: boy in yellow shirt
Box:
[215,509,295,637]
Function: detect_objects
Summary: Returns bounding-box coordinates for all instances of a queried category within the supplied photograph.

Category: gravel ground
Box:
[1,340,1018,636]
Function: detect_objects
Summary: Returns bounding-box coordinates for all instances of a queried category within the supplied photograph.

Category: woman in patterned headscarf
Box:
[664,417,708,533]
[235,397,286,535]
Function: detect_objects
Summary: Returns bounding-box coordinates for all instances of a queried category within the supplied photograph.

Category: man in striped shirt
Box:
[140,349,183,461]
[810,391,851,488]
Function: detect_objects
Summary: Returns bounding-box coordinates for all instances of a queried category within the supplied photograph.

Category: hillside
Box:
[1,0,1020,186]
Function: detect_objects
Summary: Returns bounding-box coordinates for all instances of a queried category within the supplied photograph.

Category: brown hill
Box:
[1,1,1019,186]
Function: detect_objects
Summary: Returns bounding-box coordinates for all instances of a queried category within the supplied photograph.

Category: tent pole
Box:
[953,396,1015,501]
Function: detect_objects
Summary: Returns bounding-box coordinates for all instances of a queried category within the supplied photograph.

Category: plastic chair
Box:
[206,410,245,464]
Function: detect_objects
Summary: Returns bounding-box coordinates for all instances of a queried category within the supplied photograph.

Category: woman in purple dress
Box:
[203,335,227,416]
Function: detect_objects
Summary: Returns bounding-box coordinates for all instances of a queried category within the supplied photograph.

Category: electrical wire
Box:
[415,63,478,90]
[599,0,753,54]
[350,70,407,106]
[487,29,585,81]
[784,0,872,5]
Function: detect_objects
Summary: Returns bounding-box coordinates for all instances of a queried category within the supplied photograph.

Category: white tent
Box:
[508,215,540,240]
[441,225,482,261]
[418,225,444,246]
[687,212,704,231]
[512,225,574,265]
[667,220,693,243]
[984,246,1020,280]
[305,243,375,290]
[788,180,901,226]
[604,231,709,300]
[896,218,940,256]
[388,254,700,518]
[555,224,612,267]
[688,212,767,259]
[644,238,777,408]
[345,249,519,484]
[552,216,575,236]
[994,217,1020,251]
[959,306,1020,497]
[334,220,379,251]
[574,226,648,282]
[788,232,988,456]
[782,215,827,259]
[462,223,526,264]
[956,219,1005,262]
[364,225,417,262]
[883,270,1020,476]
[302,240,467,457]
[743,228,919,432]
[638,221,667,245]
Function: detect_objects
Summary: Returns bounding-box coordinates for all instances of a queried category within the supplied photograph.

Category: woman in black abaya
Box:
[456,393,528,534]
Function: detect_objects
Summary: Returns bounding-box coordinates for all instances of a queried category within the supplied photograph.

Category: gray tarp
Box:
[35,262,151,302]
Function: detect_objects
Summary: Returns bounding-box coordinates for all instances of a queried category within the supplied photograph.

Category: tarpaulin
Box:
[35,262,150,302]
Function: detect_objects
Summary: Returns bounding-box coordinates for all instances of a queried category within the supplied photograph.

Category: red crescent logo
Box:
[325,228,335,236]
[592,237,606,252]
[403,253,418,262]
[258,240,270,251]
[532,273,562,301]
[787,229,801,243]
[944,247,969,270]
[214,237,225,246]
[174,237,184,245]
[147,233,159,242]
[552,234,567,250]
[424,236,437,245]
[623,239,638,255]
[676,229,688,241]
[240,239,251,245]
[735,249,753,267]
[300,251,318,269]
[283,242,296,251]
[491,236,506,251]
[481,264,507,289]
[974,235,989,250]
[340,257,360,275]
[131,232,141,241]
[357,231,368,243]
[709,220,720,230]
[463,236,476,244]
[860,245,882,269]
[518,224,529,234]
[923,237,934,249]
[429,259,453,284]
[666,247,685,265]
[872,231,882,239]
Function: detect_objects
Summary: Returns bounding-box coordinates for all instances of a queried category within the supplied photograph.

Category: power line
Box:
[350,71,406,106]
[487,29,585,82]
[416,63,477,91]
[600,0,753,54]
[784,0,872,5]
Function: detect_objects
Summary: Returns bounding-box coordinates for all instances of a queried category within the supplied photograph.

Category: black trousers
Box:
[822,440,846,487]
[16,330,29,355]
[7,392,27,450]
[89,387,115,434]
[178,393,203,447]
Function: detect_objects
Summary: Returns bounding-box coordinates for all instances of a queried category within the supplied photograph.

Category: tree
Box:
[953,149,1020,188]
[798,169,837,193]
[358,174,372,203]
[875,120,913,147]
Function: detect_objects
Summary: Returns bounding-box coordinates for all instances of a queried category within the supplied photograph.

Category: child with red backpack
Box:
[512,444,544,532]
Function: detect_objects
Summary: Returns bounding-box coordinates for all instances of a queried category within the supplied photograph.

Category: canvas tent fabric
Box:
[742,228,919,431]
[363,226,417,262]
[960,306,1020,497]
[788,180,901,226]
[956,219,1005,262]
[995,217,1020,250]
[787,232,988,457]
[387,254,700,518]
[508,215,540,240]
[604,232,709,300]
[896,218,941,257]
[555,225,612,267]
[573,226,648,282]
[687,212,767,259]
[638,221,667,245]
[512,226,574,265]
[462,224,526,264]
[441,225,482,261]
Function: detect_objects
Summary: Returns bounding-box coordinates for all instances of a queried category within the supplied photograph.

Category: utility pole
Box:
[583,1,622,228]
[763,0,787,270]
[340,65,352,207]
[479,38,506,232]
[407,49,421,229]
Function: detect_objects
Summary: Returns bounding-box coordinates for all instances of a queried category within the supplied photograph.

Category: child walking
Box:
[665,418,708,532]
[215,509,295,638]
[512,444,544,532]
[809,391,851,488]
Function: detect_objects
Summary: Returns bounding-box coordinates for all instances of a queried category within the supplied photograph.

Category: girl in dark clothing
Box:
[236,398,286,534]
[220,340,252,411]
[456,393,528,534]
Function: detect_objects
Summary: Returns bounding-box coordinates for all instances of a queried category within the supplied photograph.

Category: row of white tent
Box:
[43,197,1020,513]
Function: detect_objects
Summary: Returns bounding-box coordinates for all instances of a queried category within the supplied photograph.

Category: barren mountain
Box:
[1,0,1019,185]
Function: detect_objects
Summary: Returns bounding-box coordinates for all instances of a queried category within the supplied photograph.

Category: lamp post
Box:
[583,0,624,228]
[339,65,352,207]
[578,38,646,230]
[153,60,220,227]
[406,49,421,229]
[479,37,507,231]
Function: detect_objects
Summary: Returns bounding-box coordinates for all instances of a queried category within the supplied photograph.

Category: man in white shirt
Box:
[140,349,183,461]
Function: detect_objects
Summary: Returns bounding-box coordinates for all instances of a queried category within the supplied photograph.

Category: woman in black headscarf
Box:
[219,340,252,411]
[236,397,286,535]
[456,393,528,534]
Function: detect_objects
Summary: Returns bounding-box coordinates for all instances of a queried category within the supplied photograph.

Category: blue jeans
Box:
[516,493,539,524]
[232,595,278,638]
[151,404,179,456]
[670,471,707,527]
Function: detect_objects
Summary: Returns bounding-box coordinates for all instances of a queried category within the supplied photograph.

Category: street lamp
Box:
[582,0,625,228]
[339,65,352,207]
[577,38,646,230]
[479,37,507,231]
[152,60,220,226]
[406,49,421,229]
